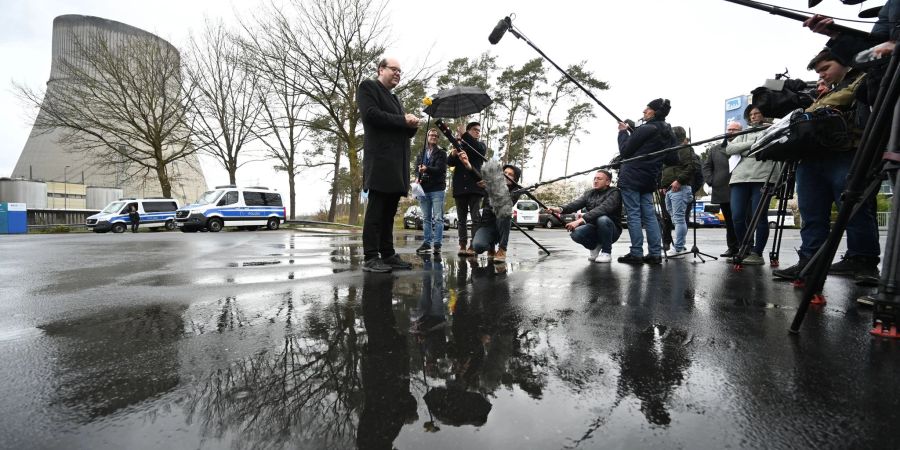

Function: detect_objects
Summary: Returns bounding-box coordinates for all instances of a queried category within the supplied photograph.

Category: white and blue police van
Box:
[86,198,180,233]
[175,185,285,232]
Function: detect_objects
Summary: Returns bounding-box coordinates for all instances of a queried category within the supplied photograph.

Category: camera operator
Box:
[414,128,448,255]
[772,49,881,284]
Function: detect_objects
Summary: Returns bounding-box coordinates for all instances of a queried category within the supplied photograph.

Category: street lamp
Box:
[64,165,70,211]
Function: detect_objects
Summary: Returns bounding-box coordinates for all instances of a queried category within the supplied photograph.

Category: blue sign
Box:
[724,95,750,130]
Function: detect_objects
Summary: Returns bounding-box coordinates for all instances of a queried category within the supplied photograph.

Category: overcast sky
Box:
[1,0,874,213]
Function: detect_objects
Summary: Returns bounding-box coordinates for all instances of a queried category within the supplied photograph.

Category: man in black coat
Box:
[447,122,487,256]
[357,57,420,273]
[702,122,741,257]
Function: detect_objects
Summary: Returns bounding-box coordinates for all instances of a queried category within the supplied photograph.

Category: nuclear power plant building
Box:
[8,15,207,208]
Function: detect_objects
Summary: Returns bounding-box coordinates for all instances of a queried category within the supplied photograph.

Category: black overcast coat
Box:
[357,78,418,194]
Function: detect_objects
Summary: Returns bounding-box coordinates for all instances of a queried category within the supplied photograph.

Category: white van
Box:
[86,198,180,233]
[512,199,540,230]
[175,186,285,232]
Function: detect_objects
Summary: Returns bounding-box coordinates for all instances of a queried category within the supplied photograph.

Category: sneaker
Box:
[362,258,392,273]
[493,248,507,263]
[742,252,765,265]
[589,247,601,261]
[465,246,476,256]
[457,245,468,256]
[594,252,612,263]
[382,254,412,270]
[828,255,862,275]
[773,258,809,280]
[854,263,880,286]
[665,248,685,259]
[720,248,737,258]
[433,244,442,255]
[643,254,662,265]
[618,253,645,265]
[416,243,432,254]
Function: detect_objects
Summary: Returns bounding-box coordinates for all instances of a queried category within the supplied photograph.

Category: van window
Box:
[144,201,177,213]
[244,192,265,206]
[124,202,138,213]
[102,201,126,214]
[516,201,539,211]
[218,191,238,206]
[265,193,283,206]
[196,190,222,205]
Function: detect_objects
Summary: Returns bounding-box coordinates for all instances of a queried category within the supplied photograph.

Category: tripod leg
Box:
[511,219,551,256]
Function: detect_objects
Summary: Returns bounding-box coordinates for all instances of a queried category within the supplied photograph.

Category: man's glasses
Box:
[383,66,402,74]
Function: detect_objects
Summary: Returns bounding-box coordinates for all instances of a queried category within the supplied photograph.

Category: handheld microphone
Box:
[488,17,511,45]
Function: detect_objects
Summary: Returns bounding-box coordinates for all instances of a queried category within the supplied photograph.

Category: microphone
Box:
[488,17,511,45]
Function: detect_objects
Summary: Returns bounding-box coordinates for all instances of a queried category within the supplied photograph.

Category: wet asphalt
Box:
[0,227,897,449]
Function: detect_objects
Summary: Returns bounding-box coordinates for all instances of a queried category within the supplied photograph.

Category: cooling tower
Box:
[11,15,207,205]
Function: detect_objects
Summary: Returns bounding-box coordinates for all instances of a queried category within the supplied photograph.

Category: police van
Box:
[86,198,180,233]
[175,185,285,232]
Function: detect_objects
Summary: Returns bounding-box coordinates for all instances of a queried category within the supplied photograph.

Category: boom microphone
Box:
[488,17,511,45]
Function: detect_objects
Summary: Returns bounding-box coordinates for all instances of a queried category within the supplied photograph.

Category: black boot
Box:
[773,256,809,280]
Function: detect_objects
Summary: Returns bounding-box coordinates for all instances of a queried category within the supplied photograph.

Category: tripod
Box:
[791,49,899,336]
[767,161,797,267]
[672,195,718,262]
[730,162,780,267]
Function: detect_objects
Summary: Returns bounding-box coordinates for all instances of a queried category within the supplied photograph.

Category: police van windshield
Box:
[102,201,127,214]
[195,190,223,205]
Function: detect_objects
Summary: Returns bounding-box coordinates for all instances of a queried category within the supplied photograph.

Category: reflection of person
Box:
[357,274,417,449]
[414,129,448,255]
[472,164,521,263]
[659,126,696,258]
[616,99,677,265]
[702,123,741,257]
[550,170,622,263]
[128,205,140,233]
[447,122,487,256]
[773,49,880,283]
[357,57,419,273]
[725,106,778,265]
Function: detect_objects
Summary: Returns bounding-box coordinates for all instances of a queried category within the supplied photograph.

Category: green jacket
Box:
[659,146,696,188]
[725,127,780,184]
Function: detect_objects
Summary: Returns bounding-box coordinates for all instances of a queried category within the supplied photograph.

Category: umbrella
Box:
[423,86,493,118]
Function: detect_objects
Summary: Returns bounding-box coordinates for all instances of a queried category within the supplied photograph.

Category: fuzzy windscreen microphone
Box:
[481,160,513,219]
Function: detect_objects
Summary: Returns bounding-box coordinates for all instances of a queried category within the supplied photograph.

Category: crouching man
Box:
[550,170,623,263]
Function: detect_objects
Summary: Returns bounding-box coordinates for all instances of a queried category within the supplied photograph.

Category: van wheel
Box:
[111,223,126,234]
[165,220,177,231]
[207,218,224,232]
[266,218,280,231]
[527,226,535,231]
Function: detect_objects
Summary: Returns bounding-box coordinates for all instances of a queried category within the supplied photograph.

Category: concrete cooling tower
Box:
[11,15,207,206]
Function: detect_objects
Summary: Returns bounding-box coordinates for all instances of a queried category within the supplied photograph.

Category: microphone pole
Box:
[491,16,628,127]
[722,0,870,39]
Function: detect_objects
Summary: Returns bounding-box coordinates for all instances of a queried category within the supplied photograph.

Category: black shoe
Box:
[828,255,862,276]
[643,254,662,265]
[416,243,432,254]
[362,258,392,273]
[720,248,737,258]
[382,254,412,270]
[773,258,808,280]
[433,244,442,255]
[617,254,645,265]
[854,262,881,286]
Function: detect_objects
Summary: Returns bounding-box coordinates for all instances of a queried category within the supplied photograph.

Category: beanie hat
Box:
[647,98,671,119]
[502,164,522,182]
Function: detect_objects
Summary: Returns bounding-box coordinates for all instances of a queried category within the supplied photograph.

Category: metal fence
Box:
[27,209,99,226]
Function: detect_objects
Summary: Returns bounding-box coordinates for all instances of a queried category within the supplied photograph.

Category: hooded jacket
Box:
[617,119,678,193]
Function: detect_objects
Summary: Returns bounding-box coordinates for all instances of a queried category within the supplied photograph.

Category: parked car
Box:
[403,205,423,229]
[539,208,576,228]
[512,200,540,230]
[768,209,796,228]
[688,210,723,227]
[444,206,458,229]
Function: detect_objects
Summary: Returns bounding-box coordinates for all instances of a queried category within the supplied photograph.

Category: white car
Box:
[444,206,458,229]
[768,209,796,228]
[512,200,540,230]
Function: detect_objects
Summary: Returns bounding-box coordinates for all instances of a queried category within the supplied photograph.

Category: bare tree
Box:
[185,19,264,185]
[16,30,197,198]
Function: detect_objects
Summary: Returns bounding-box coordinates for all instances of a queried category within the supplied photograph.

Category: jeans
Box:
[665,185,693,252]
[362,190,401,260]
[730,182,770,255]
[419,190,446,246]
[796,153,880,259]
[472,216,511,252]
[570,216,622,253]
[621,189,662,257]
[455,194,482,247]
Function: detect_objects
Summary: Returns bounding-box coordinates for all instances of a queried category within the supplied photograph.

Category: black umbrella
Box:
[423,86,493,118]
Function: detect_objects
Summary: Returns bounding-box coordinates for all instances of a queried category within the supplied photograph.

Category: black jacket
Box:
[701,142,732,204]
[413,145,447,193]
[560,187,623,229]
[357,78,418,194]
[447,133,486,197]
[617,120,677,193]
